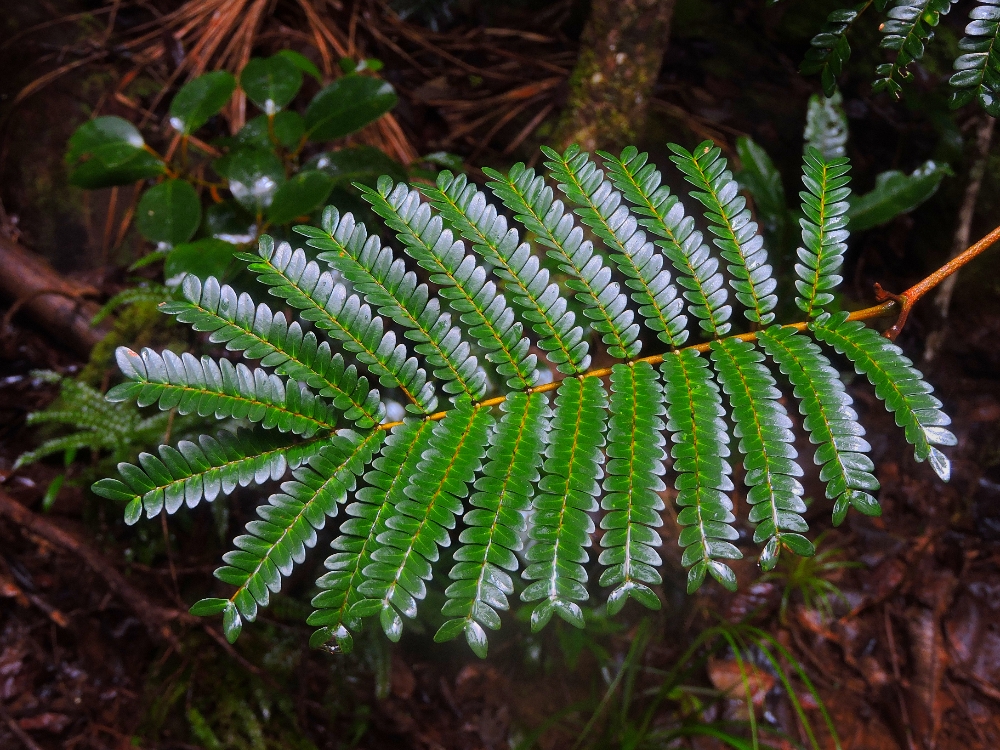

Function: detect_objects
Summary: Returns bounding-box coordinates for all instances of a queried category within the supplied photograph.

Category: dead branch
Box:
[0,489,189,647]
[0,236,111,356]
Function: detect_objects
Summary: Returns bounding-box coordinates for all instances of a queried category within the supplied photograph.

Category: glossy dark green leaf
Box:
[165,238,237,280]
[847,161,952,232]
[202,200,256,242]
[237,112,305,150]
[306,146,406,187]
[222,602,242,642]
[169,71,236,135]
[267,171,334,224]
[421,152,465,171]
[66,116,165,188]
[67,116,146,168]
[276,49,322,82]
[215,147,285,213]
[339,57,384,74]
[240,55,303,113]
[136,179,201,245]
[190,598,229,616]
[304,75,398,141]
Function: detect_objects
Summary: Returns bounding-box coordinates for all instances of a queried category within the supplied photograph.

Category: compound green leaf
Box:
[522,377,607,631]
[600,363,666,613]
[661,349,741,592]
[601,146,732,337]
[436,392,549,656]
[812,313,956,480]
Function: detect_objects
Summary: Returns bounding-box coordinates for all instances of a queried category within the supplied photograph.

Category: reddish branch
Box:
[873,221,1000,340]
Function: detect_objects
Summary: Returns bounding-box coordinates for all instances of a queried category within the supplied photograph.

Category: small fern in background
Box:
[92,139,956,659]
[15,371,198,470]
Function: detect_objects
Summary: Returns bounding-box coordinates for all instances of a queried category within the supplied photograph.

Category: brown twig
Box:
[0,489,190,647]
[0,703,44,750]
[0,235,112,355]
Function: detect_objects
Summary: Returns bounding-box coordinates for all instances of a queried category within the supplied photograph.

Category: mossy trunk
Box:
[552,0,676,153]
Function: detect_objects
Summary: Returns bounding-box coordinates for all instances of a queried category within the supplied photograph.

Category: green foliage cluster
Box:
[736,93,951,259]
[795,0,1000,116]
[65,53,403,282]
[93,139,955,660]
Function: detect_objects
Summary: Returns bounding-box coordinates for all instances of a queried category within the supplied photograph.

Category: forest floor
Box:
[2,1,1000,748]
[3,295,1000,750]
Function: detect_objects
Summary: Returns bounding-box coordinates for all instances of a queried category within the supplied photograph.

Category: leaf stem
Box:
[375,222,1000,431]
[876,221,1000,339]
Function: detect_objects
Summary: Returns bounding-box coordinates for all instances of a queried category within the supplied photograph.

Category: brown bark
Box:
[552,0,676,153]
[0,235,111,356]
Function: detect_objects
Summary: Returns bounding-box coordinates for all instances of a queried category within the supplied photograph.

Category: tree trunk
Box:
[552,0,676,153]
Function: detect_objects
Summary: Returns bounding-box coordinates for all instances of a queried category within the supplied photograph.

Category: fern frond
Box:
[240,236,437,415]
[484,163,641,359]
[361,179,535,392]
[710,339,811,571]
[308,419,435,653]
[295,209,489,400]
[950,1,1000,115]
[600,362,666,614]
[350,400,493,641]
[92,283,171,325]
[436,391,549,657]
[873,0,958,98]
[811,313,957,480]
[107,346,337,436]
[795,148,852,318]
[420,171,590,375]
[521,376,607,631]
[757,327,881,526]
[800,5,865,96]
[21,374,140,441]
[669,142,778,326]
[162,276,384,427]
[203,429,382,642]
[17,433,112,470]
[601,147,732,337]
[544,145,689,349]
[661,349,740,592]
[93,429,331,524]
